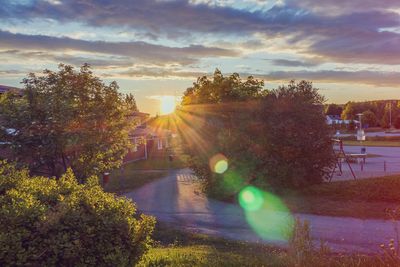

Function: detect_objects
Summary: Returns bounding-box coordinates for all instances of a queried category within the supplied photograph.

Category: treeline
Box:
[325,100,400,128]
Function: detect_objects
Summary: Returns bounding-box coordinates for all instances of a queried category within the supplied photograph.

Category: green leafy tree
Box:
[181,77,334,191]
[361,110,377,127]
[394,115,400,129]
[0,161,155,266]
[347,120,356,131]
[256,80,334,188]
[124,93,138,112]
[325,104,342,116]
[0,64,135,179]
[182,69,265,105]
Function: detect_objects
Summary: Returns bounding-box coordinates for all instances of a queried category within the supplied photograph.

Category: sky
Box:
[0,0,399,115]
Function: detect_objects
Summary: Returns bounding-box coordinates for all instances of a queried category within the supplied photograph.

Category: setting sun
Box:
[160,96,176,115]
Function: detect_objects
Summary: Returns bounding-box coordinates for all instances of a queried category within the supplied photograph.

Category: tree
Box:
[0,161,155,266]
[325,104,342,116]
[124,93,138,112]
[180,77,334,191]
[361,110,377,127]
[0,64,135,180]
[256,80,334,187]
[394,115,400,129]
[182,69,265,105]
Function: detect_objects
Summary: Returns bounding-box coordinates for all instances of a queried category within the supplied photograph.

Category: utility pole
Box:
[389,101,392,129]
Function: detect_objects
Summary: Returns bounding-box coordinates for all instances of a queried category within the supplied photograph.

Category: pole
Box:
[144,138,148,160]
[390,101,392,129]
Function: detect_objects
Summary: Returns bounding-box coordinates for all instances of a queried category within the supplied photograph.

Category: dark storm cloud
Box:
[0,30,238,66]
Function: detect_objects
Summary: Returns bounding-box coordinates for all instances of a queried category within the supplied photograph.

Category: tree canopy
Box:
[179,74,334,192]
[182,69,265,105]
[0,64,136,179]
[325,104,343,116]
[341,100,400,128]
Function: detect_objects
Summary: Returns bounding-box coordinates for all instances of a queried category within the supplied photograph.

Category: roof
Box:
[0,85,22,95]
[131,126,171,138]
[128,111,150,118]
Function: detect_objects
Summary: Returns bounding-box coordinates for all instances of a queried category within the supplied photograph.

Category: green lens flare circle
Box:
[238,186,264,211]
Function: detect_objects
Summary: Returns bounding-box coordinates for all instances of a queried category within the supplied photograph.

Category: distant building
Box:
[0,85,22,96]
[123,112,172,163]
[326,115,358,126]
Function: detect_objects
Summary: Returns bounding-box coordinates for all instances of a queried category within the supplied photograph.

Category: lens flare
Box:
[222,171,245,194]
[239,186,294,242]
[209,153,228,174]
[238,186,264,211]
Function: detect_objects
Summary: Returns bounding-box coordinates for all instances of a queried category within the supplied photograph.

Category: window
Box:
[157,139,163,150]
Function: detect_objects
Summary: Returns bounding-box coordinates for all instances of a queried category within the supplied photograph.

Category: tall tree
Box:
[257,81,334,187]
[180,75,334,192]
[361,110,377,127]
[325,104,343,116]
[182,69,265,105]
[0,64,135,180]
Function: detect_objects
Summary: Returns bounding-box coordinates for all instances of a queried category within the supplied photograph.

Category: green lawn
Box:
[212,174,400,220]
[124,156,188,170]
[104,155,188,193]
[137,223,382,267]
[105,164,169,194]
[343,140,400,147]
[281,175,400,219]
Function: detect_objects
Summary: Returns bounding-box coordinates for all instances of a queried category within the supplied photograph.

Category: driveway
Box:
[125,169,399,253]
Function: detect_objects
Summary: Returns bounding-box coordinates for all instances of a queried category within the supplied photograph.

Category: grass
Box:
[105,171,168,194]
[281,175,400,219]
[138,223,284,266]
[212,174,400,220]
[105,166,168,194]
[341,135,400,147]
[137,223,383,267]
[343,140,400,147]
[124,156,188,170]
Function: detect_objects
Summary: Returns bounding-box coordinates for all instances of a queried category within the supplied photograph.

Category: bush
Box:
[0,161,155,266]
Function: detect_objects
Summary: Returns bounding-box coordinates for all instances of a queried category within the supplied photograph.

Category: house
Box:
[0,85,23,96]
[123,112,172,163]
[326,115,358,126]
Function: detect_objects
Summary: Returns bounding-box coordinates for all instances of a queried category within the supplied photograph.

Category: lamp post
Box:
[356,113,366,154]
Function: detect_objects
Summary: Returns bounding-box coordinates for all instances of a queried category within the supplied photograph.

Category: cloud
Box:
[0,30,238,66]
[288,0,400,15]
[270,58,321,67]
[114,67,206,79]
[109,66,400,88]
[309,31,400,65]
[1,1,399,66]
[0,49,135,68]
[257,70,400,87]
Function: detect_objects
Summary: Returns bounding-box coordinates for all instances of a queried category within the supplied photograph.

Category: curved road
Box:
[125,168,399,253]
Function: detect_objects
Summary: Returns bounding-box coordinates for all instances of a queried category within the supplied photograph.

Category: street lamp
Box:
[356,113,366,155]
[356,113,365,141]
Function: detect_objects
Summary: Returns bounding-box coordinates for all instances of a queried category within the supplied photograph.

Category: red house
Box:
[123,112,172,163]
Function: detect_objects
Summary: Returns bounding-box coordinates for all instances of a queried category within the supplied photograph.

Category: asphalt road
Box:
[125,168,399,253]
[331,145,400,180]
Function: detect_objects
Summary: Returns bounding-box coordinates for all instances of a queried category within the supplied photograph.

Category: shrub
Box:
[0,161,155,266]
